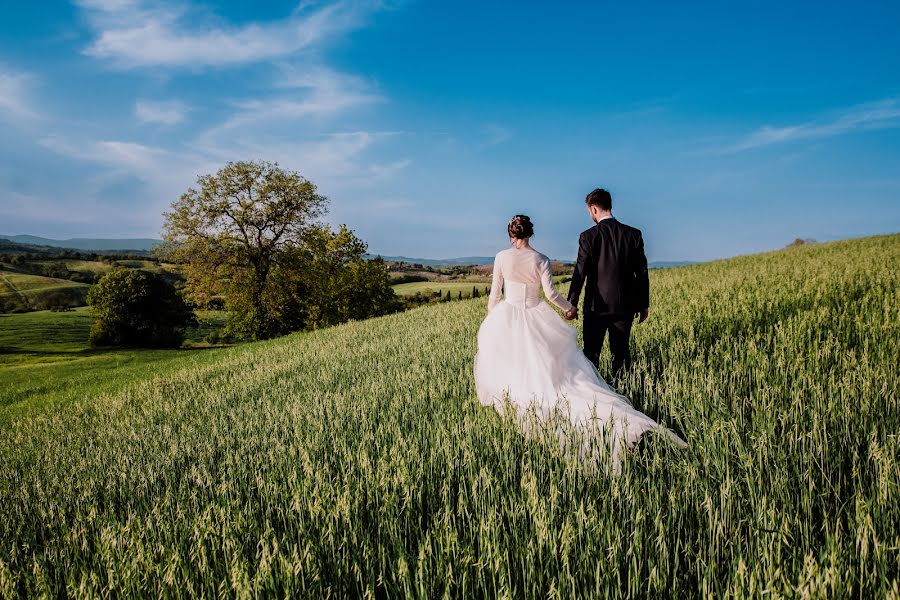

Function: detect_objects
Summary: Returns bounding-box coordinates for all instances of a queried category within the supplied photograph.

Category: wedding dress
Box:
[474,246,685,467]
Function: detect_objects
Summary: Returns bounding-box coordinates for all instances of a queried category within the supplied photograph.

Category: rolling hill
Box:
[0,234,161,252]
[0,234,897,596]
[0,270,90,311]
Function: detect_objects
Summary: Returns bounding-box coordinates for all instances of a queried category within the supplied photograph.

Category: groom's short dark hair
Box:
[585,188,612,211]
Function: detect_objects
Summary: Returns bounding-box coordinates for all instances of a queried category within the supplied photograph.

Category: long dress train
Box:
[474,246,685,467]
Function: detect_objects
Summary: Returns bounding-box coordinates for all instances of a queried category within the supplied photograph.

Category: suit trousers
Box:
[582,312,634,376]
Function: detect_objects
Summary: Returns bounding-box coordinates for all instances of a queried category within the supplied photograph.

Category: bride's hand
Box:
[564,307,578,320]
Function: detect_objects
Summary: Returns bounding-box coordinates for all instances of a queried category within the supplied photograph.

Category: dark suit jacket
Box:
[566,217,650,316]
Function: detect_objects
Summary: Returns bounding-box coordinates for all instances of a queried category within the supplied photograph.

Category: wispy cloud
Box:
[196,130,410,185]
[14,2,407,237]
[37,132,225,231]
[0,65,40,120]
[478,124,511,150]
[135,99,189,125]
[76,0,382,69]
[186,64,385,170]
[728,99,900,152]
[40,135,170,172]
[39,127,410,213]
[205,66,380,138]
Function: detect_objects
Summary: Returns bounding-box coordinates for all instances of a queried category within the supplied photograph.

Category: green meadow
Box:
[0,235,897,597]
[0,271,90,310]
[392,280,492,298]
[0,308,227,423]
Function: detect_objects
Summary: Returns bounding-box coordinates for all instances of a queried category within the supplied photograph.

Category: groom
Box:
[564,188,650,377]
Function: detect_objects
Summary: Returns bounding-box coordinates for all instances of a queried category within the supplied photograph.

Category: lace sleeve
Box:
[488,253,504,311]
[540,257,574,312]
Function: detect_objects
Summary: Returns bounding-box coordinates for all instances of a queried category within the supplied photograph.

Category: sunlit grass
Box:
[0,234,897,597]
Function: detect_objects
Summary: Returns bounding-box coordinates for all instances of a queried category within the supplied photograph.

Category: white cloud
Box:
[196,130,409,186]
[37,132,227,234]
[40,136,168,172]
[207,68,378,137]
[729,99,900,152]
[135,99,189,125]
[479,124,511,149]
[22,2,406,234]
[76,0,381,69]
[366,158,411,179]
[0,66,39,120]
[39,127,410,216]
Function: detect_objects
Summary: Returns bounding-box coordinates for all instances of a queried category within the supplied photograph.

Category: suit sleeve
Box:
[633,231,650,311]
[487,253,504,312]
[567,231,590,307]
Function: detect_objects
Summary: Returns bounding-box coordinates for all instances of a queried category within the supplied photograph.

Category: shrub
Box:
[88,269,196,347]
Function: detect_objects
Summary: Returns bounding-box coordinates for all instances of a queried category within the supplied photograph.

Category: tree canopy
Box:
[88,269,195,348]
[161,161,400,339]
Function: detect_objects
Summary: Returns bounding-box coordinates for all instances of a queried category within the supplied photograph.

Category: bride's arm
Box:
[487,254,503,311]
[540,258,574,313]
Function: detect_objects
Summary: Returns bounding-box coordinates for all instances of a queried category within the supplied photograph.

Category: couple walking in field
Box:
[474,188,685,465]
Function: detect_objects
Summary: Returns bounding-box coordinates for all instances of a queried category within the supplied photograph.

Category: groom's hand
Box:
[637,308,650,323]
[564,307,578,321]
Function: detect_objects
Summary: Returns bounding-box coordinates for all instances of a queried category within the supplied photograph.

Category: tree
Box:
[88,269,195,347]
[266,225,403,332]
[160,161,327,340]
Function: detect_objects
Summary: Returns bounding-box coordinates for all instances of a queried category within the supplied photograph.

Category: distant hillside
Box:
[0,235,161,252]
[368,254,497,267]
[0,238,74,256]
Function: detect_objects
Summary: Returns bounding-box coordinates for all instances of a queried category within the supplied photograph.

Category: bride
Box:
[474,215,685,467]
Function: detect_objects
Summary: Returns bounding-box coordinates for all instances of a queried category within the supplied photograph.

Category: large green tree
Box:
[161,161,327,340]
[161,161,401,339]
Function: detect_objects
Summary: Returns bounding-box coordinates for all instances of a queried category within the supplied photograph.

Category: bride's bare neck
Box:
[511,238,532,250]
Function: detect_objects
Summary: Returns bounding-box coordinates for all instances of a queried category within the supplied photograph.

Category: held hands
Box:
[564,307,579,321]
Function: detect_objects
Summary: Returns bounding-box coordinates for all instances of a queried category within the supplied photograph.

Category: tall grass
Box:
[0,235,897,597]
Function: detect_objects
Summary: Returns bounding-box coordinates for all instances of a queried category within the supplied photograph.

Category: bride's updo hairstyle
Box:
[508,214,534,239]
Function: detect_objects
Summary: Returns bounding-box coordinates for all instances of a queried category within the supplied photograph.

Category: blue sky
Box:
[1,0,898,261]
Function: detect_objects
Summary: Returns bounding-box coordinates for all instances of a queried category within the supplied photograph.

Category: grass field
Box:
[0,308,229,421]
[30,259,116,275]
[0,234,897,597]
[0,270,90,311]
[392,280,493,298]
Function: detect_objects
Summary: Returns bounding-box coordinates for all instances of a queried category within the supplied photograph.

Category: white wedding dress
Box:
[474,246,685,467]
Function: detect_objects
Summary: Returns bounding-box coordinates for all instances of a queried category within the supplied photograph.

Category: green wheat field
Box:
[1,234,898,597]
